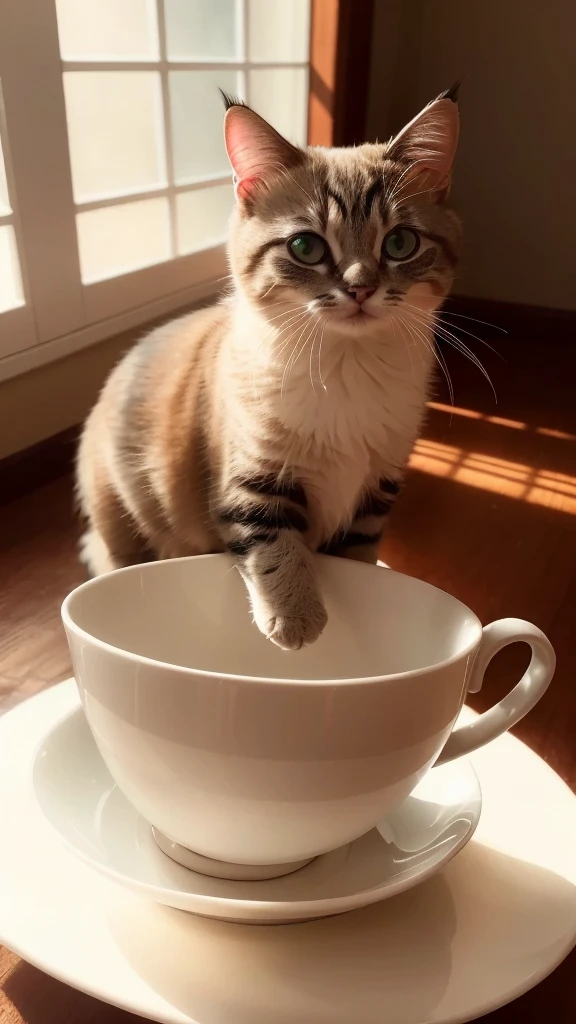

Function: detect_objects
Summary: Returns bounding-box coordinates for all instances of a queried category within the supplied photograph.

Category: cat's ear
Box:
[222,95,304,202]
[388,86,460,201]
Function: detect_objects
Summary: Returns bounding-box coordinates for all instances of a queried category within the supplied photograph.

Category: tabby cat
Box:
[77,88,461,650]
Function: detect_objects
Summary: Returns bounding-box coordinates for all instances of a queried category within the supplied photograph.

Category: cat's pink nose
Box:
[348,286,375,305]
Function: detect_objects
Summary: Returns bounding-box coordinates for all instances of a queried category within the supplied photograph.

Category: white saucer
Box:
[31,704,481,924]
[2,682,576,1024]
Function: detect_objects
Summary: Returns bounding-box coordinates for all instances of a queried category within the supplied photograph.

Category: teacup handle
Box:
[436,618,555,766]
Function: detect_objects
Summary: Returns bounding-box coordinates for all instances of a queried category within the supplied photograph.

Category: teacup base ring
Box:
[152,827,316,880]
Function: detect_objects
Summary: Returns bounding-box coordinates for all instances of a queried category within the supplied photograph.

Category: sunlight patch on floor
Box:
[410,438,576,513]
[536,426,576,441]
[428,401,576,440]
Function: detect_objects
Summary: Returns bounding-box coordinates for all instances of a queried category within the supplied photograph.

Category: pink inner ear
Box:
[224,106,302,200]
[224,116,266,194]
[391,98,459,191]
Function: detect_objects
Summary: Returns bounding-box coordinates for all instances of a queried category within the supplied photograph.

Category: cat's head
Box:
[224,89,461,337]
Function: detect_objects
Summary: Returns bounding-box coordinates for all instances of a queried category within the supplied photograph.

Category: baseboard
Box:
[0,426,79,506]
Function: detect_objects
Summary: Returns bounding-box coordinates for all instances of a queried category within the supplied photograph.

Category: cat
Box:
[76,87,461,651]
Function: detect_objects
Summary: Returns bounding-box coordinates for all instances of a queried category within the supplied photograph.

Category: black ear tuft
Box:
[438,81,461,103]
[219,89,248,111]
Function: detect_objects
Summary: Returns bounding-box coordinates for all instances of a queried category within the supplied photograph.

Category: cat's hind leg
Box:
[79,528,119,576]
[78,503,153,576]
[77,455,153,576]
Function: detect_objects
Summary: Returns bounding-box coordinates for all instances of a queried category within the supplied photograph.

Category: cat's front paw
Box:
[241,537,328,650]
[265,601,328,651]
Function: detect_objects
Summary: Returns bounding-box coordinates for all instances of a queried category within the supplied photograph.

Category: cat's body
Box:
[77,90,461,649]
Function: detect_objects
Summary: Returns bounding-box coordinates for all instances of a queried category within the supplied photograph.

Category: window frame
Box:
[0,0,311,381]
[0,99,36,357]
[307,0,375,148]
[0,0,373,385]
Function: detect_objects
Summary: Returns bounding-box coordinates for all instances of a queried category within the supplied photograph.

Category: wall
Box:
[0,296,213,460]
[367,1,576,309]
[0,331,131,461]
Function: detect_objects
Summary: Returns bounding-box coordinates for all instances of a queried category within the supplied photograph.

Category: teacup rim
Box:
[61,553,483,687]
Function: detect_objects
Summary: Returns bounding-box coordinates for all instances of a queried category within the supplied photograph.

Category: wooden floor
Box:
[0,330,575,1022]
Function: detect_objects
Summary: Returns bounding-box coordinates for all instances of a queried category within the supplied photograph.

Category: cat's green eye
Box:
[382,227,420,262]
[288,233,328,265]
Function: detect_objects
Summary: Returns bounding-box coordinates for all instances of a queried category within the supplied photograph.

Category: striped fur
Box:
[77,92,461,649]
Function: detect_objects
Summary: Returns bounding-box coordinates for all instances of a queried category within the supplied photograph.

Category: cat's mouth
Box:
[340,308,378,326]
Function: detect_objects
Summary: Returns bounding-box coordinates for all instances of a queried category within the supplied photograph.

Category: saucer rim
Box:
[4,920,574,1024]
[33,705,482,918]
[4,921,574,1024]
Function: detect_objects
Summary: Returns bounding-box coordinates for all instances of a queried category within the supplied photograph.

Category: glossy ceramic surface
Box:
[2,683,575,1024]
[62,554,555,869]
[32,705,481,924]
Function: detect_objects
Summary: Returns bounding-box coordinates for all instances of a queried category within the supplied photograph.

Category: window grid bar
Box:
[0,80,33,312]
[155,0,177,258]
[0,91,14,219]
[61,60,308,74]
[238,0,249,103]
[75,174,232,214]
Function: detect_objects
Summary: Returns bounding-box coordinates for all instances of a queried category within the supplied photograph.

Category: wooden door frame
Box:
[307,0,375,146]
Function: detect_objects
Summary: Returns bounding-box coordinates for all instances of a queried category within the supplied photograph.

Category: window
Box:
[0,102,35,356]
[0,135,24,313]
[0,0,310,378]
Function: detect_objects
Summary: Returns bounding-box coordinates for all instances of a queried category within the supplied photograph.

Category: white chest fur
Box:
[274,331,433,536]
[227,316,433,540]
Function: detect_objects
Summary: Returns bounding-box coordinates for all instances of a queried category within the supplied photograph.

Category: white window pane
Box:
[0,226,24,313]
[76,198,171,282]
[249,68,308,144]
[63,72,165,202]
[56,0,158,60]
[248,0,310,62]
[176,183,233,255]
[165,0,237,60]
[170,71,239,184]
[0,134,11,216]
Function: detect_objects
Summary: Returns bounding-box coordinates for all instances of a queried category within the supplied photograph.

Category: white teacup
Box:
[62,554,555,880]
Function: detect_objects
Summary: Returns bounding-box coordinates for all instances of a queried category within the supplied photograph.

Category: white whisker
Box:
[400,299,504,361]
[316,317,327,391]
[396,311,455,406]
[402,305,498,402]
[266,304,307,325]
[282,315,320,397]
[308,318,323,396]
[440,309,508,334]
[280,317,313,397]
[390,313,415,379]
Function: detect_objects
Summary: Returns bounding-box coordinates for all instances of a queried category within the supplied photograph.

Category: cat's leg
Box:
[216,475,327,650]
[77,411,155,574]
[243,531,327,650]
[79,474,153,576]
[320,478,399,564]
[79,528,117,576]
